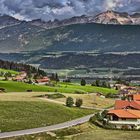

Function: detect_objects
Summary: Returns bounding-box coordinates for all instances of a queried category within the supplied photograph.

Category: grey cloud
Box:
[0,0,140,21]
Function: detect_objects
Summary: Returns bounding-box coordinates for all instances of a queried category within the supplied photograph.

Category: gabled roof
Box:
[115,100,140,110]
[115,100,130,109]
[108,109,140,119]
[14,76,25,80]
[36,77,50,83]
[131,101,140,109]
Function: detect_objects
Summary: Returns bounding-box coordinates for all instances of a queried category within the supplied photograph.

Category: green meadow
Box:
[0,81,117,95]
[0,92,95,132]
[0,69,19,75]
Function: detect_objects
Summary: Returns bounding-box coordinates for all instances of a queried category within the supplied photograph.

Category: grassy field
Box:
[0,81,118,95]
[0,69,19,75]
[58,83,117,95]
[46,93,115,109]
[0,81,84,93]
[0,92,95,132]
[2,123,140,140]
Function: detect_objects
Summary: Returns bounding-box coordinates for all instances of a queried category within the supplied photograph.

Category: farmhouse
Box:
[107,94,140,129]
[114,100,140,110]
[36,77,50,85]
[108,109,140,129]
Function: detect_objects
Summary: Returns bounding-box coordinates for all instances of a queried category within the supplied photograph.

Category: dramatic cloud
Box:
[0,0,140,21]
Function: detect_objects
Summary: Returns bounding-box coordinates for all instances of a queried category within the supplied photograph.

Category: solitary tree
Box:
[95,80,100,87]
[75,98,83,107]
[81,79,86,86]
[66,97,74,107]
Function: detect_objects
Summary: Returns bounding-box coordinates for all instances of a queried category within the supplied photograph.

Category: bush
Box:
[121,96,127,100]
[101,110,108,118]
[105,93,114,98]
[75,98,83,107]
[47,93,65,99]
[54,89,58,92]
[0,88,6,92]
[66,97,74,107]
[74,90,85,94]
[26,89,32,92]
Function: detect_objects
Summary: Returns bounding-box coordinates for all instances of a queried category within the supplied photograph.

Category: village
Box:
[90,83,140,130]
[0,67,140,140]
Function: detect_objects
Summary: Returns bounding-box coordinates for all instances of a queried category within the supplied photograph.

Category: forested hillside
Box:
[0,22,140,53]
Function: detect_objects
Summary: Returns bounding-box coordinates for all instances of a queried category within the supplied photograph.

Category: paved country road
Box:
[0,114,95,139]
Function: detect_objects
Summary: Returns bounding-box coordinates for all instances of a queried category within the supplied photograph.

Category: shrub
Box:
[0,88,6,92]
[26,89,32,92]
[75,98,83,107]
[121,96,127,100]
[105,93,114,98]
[74,90,85,94]
[54,89,58,92]
[101,110,108,118]
[66,97,74,107]
[47,93,65,99]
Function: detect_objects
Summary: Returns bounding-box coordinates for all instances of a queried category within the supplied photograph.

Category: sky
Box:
[0,0,140,21]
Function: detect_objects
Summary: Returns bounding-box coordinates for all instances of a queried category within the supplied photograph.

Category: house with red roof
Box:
[114,100,140,110]
[36,77,50,85]
[108,109,140,129]
[128,94,140,101]
[107,94,140,129]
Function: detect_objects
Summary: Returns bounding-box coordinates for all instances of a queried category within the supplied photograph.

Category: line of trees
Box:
[91,80,111,88]
[0,59,46,77]
[80,79,111,88]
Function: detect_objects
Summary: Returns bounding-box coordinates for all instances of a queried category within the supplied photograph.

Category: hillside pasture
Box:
[0,81,117,95]
[0,92,95,132]
[44,93,115,109]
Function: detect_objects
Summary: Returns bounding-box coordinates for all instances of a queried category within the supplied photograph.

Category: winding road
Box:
[0,114,95,139]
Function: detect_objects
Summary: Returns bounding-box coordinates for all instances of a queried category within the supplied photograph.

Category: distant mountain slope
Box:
[0,10,140,31]
[0,15,21,29]
[0,22,140,53]
[30,11,140,29]
[39,53,140,69]
[93,11,133,25]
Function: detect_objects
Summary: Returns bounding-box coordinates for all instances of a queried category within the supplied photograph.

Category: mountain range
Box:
[0,10,140,30]
[0,10,140,69]
[30,10,140,29]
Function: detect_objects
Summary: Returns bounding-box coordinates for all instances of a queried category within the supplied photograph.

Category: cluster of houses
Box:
[12,71,50,85]
[13,71,27,81]
[107,94,140,129]
[117,84,138,94]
